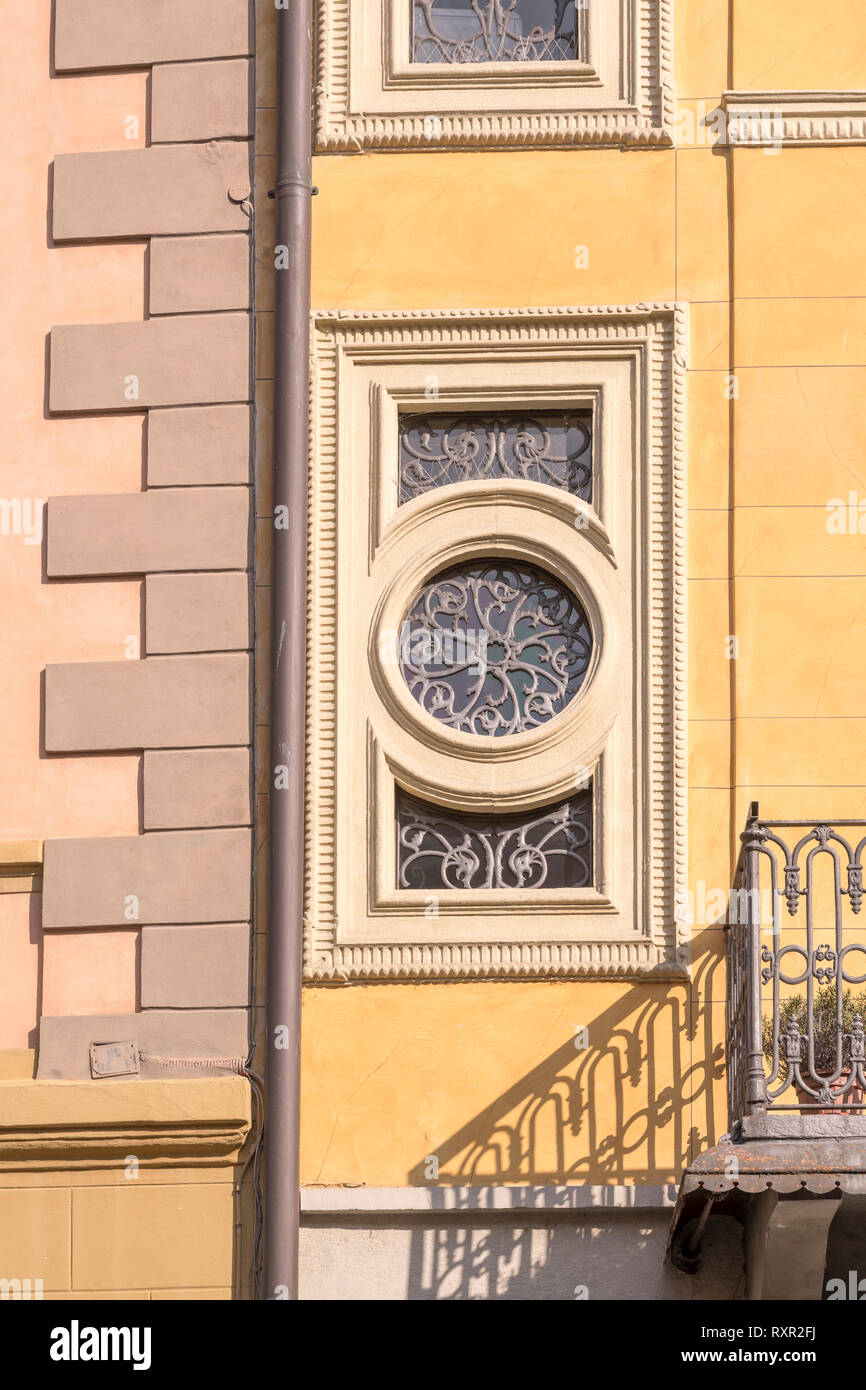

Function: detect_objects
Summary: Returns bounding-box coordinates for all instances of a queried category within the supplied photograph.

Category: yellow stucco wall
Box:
[294,1,726,1190]
[300,980,725,1186]
[292,0,866,1188]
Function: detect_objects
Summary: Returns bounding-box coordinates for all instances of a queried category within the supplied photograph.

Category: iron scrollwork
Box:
[400,560,593,737]
[412,0,581,64]
[397,786,593,889]
[399,411,592,505]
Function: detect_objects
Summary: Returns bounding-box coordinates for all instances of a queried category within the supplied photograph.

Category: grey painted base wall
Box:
[299,1206,744,1301]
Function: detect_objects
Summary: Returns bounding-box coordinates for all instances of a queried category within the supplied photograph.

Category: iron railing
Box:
[727,803,866,1125]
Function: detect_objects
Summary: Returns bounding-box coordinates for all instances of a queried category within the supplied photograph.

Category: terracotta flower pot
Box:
[794,1067,866,1115]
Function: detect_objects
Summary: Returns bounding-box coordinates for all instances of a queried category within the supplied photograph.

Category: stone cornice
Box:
[723,90,866,145]
[0,1078,251,1170]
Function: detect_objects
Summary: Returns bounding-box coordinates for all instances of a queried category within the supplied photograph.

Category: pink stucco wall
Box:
[0,3,149,1038]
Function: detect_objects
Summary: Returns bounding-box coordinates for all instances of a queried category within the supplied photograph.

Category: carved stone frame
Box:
[306,304,688,980]
[315,0,675,150]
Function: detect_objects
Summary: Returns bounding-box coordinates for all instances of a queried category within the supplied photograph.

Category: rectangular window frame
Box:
[315,0,675,150]
[306,304,688,981]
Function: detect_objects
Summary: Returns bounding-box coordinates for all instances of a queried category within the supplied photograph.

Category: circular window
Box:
[399,560,593,737]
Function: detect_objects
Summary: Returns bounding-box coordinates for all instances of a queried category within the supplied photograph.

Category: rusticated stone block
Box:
[42,829,252,928]
[50,314,249,412]
[73,1183,237,1289]
[143,749,251,830]
[47,488,249,576]
[44,655,250,751]
[53,145,251,240]
[55,0,252,72]
[152,60,252,143]
[37,1009,250,1080]
[147,405,251,486]
[145,573,250,655]
[149,235,250,315]
[141,924,251,1008]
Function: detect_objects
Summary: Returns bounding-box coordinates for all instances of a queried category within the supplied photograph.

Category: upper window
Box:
[399,411,592,504]
[412,1,581,64]
[316,1,675,151]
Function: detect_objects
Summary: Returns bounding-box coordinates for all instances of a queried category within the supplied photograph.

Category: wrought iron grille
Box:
[397,786,592,889]
[727,803,866,1124]
[399,559,593,737]
[412,0,581,63]
[398,411,592,505]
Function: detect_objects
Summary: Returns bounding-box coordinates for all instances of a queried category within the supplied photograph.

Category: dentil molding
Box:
[723,90,866,146]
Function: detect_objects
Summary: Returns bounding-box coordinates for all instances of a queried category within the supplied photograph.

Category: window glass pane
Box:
[412,1,580,63]
[399,411,592,505]
[400,559,593,736]
[397,786,593,888]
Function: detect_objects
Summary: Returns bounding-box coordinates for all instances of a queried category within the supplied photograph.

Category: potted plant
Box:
[762,984,866,1111]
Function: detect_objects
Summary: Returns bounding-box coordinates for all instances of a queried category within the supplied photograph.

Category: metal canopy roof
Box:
[681,1137,866,1196]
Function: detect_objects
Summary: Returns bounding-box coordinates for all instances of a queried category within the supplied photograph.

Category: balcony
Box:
[729,804,866,1127]
[669,805,866,1299]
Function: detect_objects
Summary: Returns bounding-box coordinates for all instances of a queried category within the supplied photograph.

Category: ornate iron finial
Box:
[740,821,767,849]
[783,1018,803,1063]
[783,864,801,915]
[848,864,863,915]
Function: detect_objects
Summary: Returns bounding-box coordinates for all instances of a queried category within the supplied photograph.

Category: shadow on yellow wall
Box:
[406,941,726,1187]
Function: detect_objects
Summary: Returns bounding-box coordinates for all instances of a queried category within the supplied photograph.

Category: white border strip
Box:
[301,1184,679,1214]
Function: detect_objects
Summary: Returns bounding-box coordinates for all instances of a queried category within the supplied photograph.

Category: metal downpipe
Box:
[265,0,313,1301]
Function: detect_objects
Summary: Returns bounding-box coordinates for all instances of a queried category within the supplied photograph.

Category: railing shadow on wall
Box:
[404,943,730,1299]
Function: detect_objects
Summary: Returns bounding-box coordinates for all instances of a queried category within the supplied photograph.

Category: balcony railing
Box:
[727,803,866,1127]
